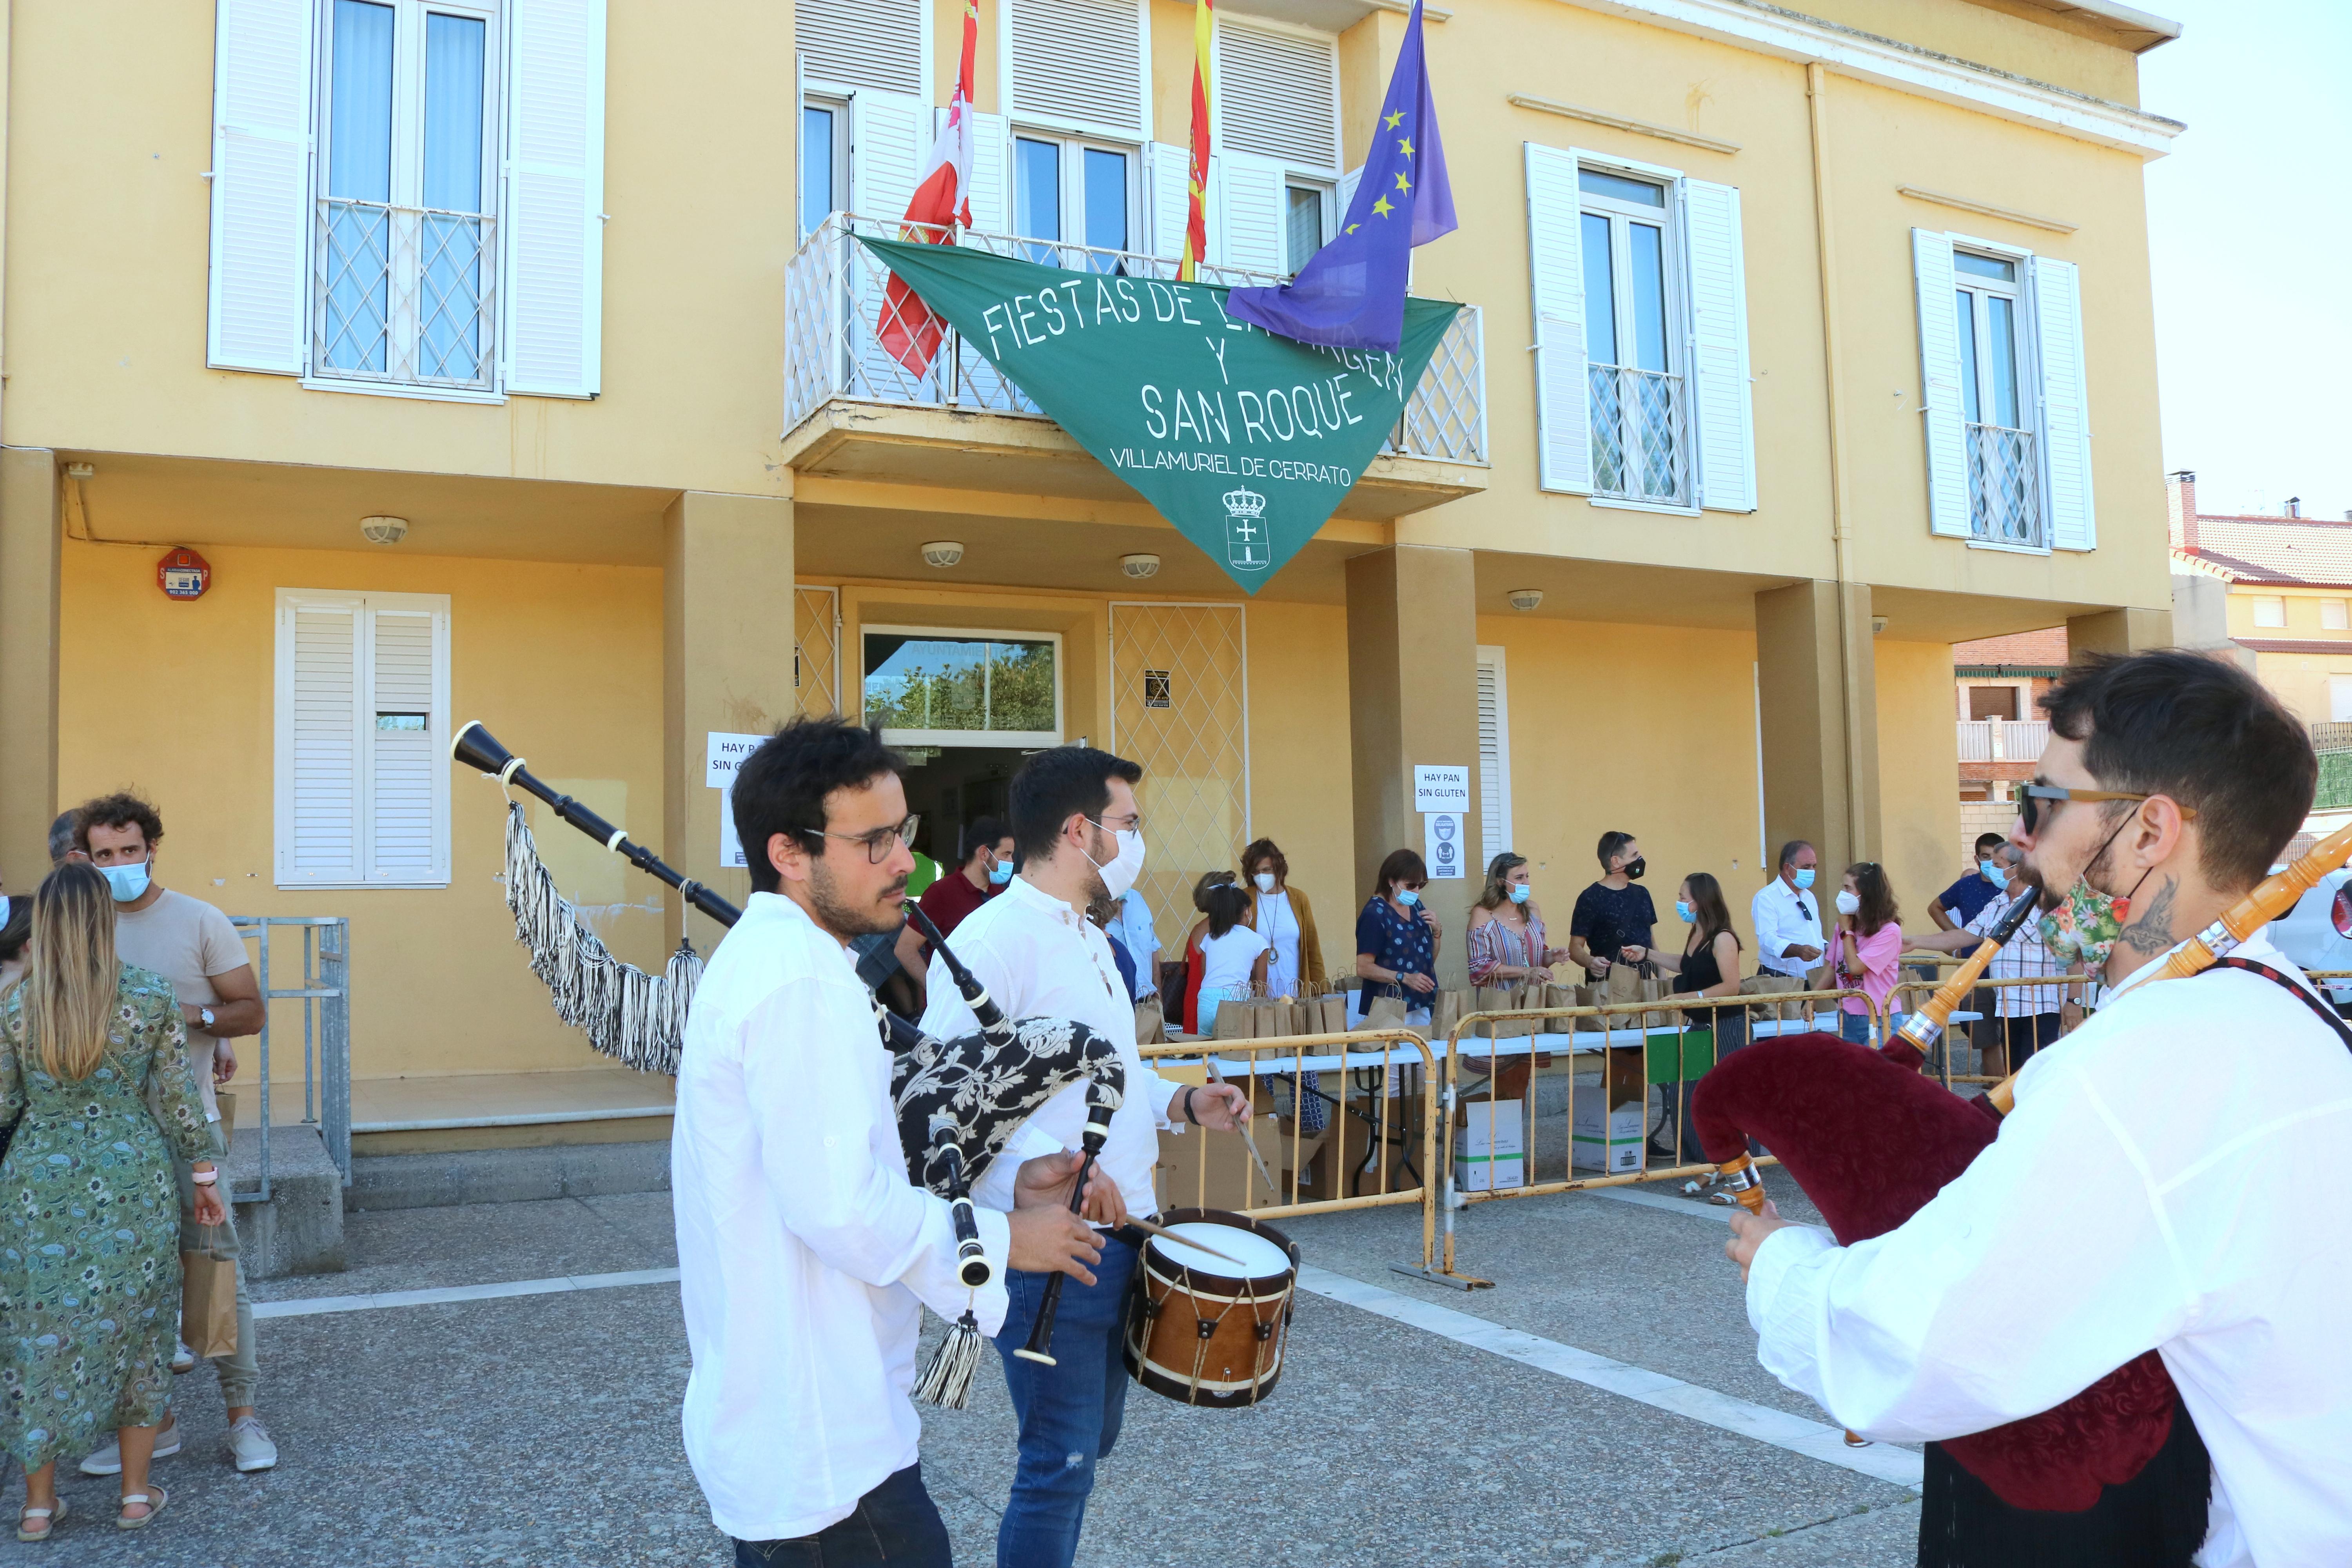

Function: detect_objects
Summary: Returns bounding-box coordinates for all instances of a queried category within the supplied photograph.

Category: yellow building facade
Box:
[0,0,2180,1141]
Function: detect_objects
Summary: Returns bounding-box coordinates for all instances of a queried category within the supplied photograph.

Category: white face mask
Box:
[1835,889,1862,916]
[1254,871,1277,893]
[1085,823,1146,900]
[100,861,152,904]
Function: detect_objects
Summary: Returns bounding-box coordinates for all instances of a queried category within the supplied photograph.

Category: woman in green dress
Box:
[0,862,222,1539]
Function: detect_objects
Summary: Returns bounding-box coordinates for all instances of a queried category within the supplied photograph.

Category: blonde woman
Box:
[1465,853,1571,987]
[0,863,222,1539]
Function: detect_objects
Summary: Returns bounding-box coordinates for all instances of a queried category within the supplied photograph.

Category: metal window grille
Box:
[1965,421,2043,548]
[1586,363,1688,505]
[314,198,498,390]
[795,585,843,718]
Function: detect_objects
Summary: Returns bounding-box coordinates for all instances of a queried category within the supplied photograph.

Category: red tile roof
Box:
[2174,517,2352,588]
[2236,639,2352,655]
[1955,627,2069,665]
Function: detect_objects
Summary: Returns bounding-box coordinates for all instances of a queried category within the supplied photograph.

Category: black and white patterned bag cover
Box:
[886,1009,1127,1196]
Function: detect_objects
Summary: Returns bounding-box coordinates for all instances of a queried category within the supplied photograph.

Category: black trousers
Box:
[1917,1396,2211,1568]
[735,1464,952,1568]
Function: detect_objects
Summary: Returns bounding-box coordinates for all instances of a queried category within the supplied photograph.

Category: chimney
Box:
[2166,470,2198,552]
[2287,496,2303,519]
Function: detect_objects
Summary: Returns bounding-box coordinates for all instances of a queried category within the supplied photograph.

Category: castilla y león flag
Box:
[878,0,980,375]
[861,236,1459,593]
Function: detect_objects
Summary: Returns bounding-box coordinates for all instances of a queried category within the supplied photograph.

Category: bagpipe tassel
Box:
[913,1306,989,1410]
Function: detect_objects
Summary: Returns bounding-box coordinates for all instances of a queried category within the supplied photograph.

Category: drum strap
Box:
[2208,957,2352,1052]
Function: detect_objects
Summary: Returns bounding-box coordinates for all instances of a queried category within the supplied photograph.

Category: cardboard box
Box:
[1154,1112,1287,1212]
[1571,1097,1647,1173]
[1453,1099,1525,1192]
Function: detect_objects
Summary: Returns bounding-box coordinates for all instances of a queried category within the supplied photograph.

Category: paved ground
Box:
[17,1174,1925,1567]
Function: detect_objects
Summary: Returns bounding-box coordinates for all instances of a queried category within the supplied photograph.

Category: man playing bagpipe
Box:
[1726,651,2352,1566]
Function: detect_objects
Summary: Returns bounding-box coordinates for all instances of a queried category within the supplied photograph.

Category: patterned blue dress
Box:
[1355,897,1437,1003]
[0,964,212,1470]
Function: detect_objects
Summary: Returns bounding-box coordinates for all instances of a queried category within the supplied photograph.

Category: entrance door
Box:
[1110,603,1249,964]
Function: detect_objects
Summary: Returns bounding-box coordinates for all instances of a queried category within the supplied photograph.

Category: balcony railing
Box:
[313,197,498,391]
[1965,420,2043,548]
[783,213,1486,465]
[1957,719,2048,763]
[1588,363,1688,506]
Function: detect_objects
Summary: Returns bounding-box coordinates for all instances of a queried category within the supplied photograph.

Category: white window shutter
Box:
[2030,254,2096,551]
[1217,18,1338,170]
[207,0,314,375]
[1217,150,1286,275]
[278,598,365,884]
[1913,228,1971,539]
[503,0,607,398]
[366,608,448,881]
[1682,178,1755,514]
[1336,165,1362,218]
[962,110,1009,232]
[850,89,926,224]
[1149,142,1192,261]
[1475,648,1513,874]
[1008,0,1145,137]
[797,0,924,94]
[1525,143,1590,495]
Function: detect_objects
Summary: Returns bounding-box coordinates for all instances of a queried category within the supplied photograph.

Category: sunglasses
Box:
[2016,784,2196,837]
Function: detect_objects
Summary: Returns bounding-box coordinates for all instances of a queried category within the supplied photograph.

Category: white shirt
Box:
[1200,924,1270,995]
[1254,891,1302,997]
[673,893,1011,1544]
[920,875,1184,1223]
[1751,876,1827,980]
[1113,889,1162,996]
[1746,933,2352,1568]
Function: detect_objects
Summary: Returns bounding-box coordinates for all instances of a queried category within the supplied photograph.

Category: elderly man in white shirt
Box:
[1750,840,1826,984]
[921,746,1248,1568]
[673,718,1104,1568]
[1727,651,2352,1568]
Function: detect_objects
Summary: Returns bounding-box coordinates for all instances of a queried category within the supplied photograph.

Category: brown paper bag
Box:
[1212,996,1250,1040]
[181,1227,238,1359]
[1640,976,1682,1031]
[215,1090,236,1154]
[1429,989,1464,1041]
[1571,982,1610,1031]
[1738,973,1804,1024]
[1317,994,1348,1035]
[1359,992,1408,1032]
[1134,997,1167,1046]
[1289,1002,1315,1037]
[1474,985,1534,1038]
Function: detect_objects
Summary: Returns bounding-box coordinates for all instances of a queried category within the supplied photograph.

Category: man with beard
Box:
[919,746,1249,1568]
[672,717,1105,1568]
[1726,650,2352,1566]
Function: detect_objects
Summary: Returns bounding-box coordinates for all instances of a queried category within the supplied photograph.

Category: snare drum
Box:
[1123,1207,1300,1407]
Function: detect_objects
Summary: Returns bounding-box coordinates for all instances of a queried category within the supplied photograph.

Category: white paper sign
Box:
[1413,764,1470,813]
[1424,811,1465,879]
[708,732,766,870]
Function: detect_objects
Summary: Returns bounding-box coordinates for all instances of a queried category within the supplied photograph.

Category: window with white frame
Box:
[2252,595,2288,629]
[274,590,452,887]
[2322,598,2348,631]
[1284,181,1334,275]
[206,0,606,399]
[797,0,929,233]
[1013,134,1141,265]
[1524,143,1755,514]
[1913,229,2094,552]
[800,95,848,241]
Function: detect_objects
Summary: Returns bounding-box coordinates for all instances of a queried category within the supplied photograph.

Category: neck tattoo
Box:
[2113,875,2180,960]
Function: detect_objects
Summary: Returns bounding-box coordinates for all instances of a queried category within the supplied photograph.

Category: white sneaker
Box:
[79,1419,180,1477]
[225,1415,277,1473]
[170,1341,196,1374]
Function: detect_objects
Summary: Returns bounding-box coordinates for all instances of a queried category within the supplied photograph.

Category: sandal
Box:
[116,1486,166,1532]
[16,1496,66,1542]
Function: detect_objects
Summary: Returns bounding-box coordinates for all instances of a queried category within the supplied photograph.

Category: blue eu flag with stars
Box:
[1224,0,1455,352]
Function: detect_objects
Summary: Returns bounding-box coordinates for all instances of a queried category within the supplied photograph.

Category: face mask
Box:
[1395,888,1421,908]
[1508,884,1531,905]
[988,858,1013,886]
[1623,857,1646,881]
[1835,889,1862,916]
[1255,872,1278,893]
[1085,824,1146,900]
[1791,867,1815,891]
[2036,809,2152,971]
[100,861,151,904]
[1675,900,1695,924]
[1981,860,2009,889]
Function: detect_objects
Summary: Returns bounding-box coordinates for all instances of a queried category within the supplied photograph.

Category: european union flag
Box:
[1223,0,1455,352]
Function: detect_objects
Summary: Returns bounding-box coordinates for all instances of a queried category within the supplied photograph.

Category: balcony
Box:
[1957,719,2048,763]
[1965,420,2043,549]
[780,214,1487,520]
[312,198,498,392]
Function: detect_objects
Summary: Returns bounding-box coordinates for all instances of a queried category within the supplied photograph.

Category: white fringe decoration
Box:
[502,802,699,1075]
[913,1306,989,1409]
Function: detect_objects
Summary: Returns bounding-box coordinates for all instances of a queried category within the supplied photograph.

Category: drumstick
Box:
[1205,1057,1278,1196]
[1127,1216,1246,1266]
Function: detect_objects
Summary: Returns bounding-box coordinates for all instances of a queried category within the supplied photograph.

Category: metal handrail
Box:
[228,916,352,1199]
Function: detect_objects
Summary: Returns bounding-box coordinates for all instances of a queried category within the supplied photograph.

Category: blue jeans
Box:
[1840,1009,1875,1044]
[733,1464,950,1567]
[993,1232,1142,1568]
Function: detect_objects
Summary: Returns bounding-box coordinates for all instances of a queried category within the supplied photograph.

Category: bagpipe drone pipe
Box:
[1689,824,2352,1557]
[449,721,1125,1203]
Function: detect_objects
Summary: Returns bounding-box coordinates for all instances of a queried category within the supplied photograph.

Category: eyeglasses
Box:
[1086,812,1145,834]
[2016,784,2195,837]
[804,815,921,864]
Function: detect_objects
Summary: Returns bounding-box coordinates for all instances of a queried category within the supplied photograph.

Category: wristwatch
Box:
[199,1006,216,1030]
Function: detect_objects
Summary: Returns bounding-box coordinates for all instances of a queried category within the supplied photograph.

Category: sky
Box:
[2140,1,2352,521]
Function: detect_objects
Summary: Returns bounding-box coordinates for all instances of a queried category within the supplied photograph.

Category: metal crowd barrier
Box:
[1891,971,2089,1086]
[1427,989,1883,1289]
[228,916,352,1199]
[1138,1030,1441,1281]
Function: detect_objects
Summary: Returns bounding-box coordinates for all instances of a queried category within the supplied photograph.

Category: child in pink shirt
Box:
[1831,862,1903,1044]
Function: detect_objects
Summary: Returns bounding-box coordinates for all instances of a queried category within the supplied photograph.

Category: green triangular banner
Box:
[860,237,1460,594]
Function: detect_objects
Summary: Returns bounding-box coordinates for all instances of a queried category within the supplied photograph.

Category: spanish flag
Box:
[1178,0,1213,281]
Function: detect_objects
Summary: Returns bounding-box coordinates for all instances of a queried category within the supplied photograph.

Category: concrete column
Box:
[0,449,60,890]
[1345,544,1480,990]
[1755,579,1880,876]
[2067,607,2172,659]
[663,492,796,947]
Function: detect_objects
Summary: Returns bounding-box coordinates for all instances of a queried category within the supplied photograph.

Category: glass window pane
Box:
[421,13,485,212]
[1015,138,1062,245]
[1082,148,1128,255]
[800,106,835,238]
[328,0,394,201]
[1285,186,1323,274]
[986,642,1056,732]
[1630,221,1668,372]
[1954,251,2016,283]
[1954,290,1981,425]
[1577,169,1665,207]
[863,635,1056,735]
[1987,294,2020,428]
[1581,212,1617,368]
